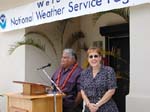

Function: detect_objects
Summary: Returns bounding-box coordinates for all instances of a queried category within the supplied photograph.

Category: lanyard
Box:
[56,63,78,90]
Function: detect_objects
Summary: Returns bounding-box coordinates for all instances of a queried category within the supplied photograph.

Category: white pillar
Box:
[127,4,150,112]
[0,29,25,112]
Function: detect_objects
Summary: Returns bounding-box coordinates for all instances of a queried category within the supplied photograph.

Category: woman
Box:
[80,47,119,112]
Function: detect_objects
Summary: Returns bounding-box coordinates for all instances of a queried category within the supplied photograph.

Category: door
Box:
[100,23,129,112]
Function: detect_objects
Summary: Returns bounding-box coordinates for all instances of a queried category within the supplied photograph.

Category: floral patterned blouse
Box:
[80,65,119,112]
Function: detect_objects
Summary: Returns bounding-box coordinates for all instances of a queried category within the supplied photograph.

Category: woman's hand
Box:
[88,102,99,112]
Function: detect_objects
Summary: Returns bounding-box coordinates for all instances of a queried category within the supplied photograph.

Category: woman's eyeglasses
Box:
[88,55,99,59]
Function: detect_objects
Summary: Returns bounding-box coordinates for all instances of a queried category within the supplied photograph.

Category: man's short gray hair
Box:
[63,48,77,60]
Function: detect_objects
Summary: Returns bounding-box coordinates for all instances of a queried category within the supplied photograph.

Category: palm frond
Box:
[64,31,85,48]
[25,31,57,57]
[8,38,45,55]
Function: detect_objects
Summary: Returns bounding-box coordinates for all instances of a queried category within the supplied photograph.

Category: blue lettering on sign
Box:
[37,1,44,8]
[114,0,121,2]
[36,6,65,20]
[68,0,102,12]
[68,0,129,12]
[46,1,50,6]
[11,13,33,26]
[36,0,61,8]
[122,0,129,4]
[107,0,129,4]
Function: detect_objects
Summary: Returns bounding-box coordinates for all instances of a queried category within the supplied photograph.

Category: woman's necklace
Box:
[56,63,78,90]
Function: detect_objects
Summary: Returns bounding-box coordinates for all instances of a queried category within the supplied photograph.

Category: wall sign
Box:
[0,0,149,32]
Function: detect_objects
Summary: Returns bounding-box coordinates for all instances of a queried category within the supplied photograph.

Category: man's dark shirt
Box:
[52,64,82,111]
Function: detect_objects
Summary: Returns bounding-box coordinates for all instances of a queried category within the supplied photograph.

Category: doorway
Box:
[100,23,129,112]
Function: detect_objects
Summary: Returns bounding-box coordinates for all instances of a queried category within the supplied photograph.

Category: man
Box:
[52,48,83,112]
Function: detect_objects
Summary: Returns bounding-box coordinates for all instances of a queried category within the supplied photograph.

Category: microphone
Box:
[37,63,51,70]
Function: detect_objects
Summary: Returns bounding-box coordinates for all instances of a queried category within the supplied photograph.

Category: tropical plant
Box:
[25,31,57,56]
[56,19,70,53]
[101,50,128,64]
[64,31,85,48]
[8,31,57,57]
[103,48,129,80]
[8,38,45,55]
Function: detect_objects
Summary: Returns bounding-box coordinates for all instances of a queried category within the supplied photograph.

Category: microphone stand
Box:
[41,69,63,112]
[41,69,62,93]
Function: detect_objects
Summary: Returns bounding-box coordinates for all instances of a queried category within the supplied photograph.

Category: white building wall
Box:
[127,4,150,112]
[0,29,25,112]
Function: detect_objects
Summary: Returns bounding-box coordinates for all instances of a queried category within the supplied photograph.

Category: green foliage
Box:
[64,31,85,48]
[25,31,57,56]
[8,38,45,55]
